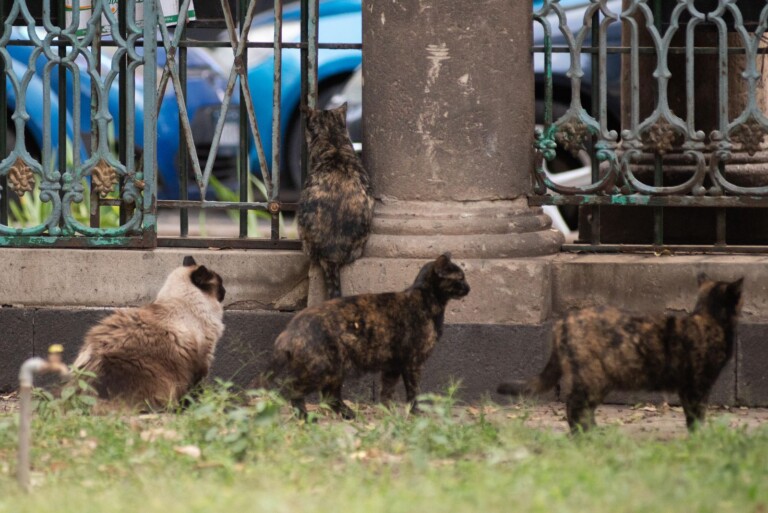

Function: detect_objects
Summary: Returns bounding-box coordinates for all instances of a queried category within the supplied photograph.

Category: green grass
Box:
[0,383,765,513]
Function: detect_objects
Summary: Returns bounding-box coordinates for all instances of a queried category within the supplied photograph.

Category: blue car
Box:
[214,0,362,193]
[5,28,239,200]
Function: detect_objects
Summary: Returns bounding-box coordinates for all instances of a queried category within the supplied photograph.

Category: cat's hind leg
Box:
[565,387,597,433]
[402,366,423,414]
[679,388,708,431]
[380,370,400,406]
[322,382,355,420]
[291,397,311,421]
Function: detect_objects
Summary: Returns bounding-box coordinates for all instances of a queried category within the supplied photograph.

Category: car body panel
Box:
[236,1,362,179]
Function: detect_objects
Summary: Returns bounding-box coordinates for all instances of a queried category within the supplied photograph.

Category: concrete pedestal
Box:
[341,0,562,322]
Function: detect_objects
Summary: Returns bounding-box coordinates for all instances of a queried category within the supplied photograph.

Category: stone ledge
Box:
[0,248,309,311]
[342,256,555,325]
[553,253,768,322]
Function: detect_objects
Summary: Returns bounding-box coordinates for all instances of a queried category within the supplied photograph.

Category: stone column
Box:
[342,0,563,324]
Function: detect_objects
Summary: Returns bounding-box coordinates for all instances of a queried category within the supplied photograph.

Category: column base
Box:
[333,197,563,323]
[362,197,564,259]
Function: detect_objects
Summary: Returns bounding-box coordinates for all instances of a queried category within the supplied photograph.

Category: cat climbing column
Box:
[344,0,563,325]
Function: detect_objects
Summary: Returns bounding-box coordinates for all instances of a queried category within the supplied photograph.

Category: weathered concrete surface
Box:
[3,252,768,405]
[736,324,768,406]
[0,248,309,311]
[363,0,534,200]
[552,254,768,321]
[343,257,554,325]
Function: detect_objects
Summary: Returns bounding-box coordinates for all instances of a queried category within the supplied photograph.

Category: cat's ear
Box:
[727,277,744,296]
[335,102,348,116]
[183,256,197,267]
[697,272,710,286]
[434,253,452,276]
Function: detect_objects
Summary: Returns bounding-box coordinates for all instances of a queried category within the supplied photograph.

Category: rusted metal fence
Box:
[0,0,361,248]
[532,0,768,252]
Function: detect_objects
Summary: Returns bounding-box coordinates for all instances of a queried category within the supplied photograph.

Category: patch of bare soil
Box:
[2,393,766,440]
[476,402,768,440]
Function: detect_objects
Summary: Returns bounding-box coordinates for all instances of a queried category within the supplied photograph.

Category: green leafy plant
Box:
[183,379,284,461]
[8,181,120,229]
[33,367,98,419]
[208,175,295,238]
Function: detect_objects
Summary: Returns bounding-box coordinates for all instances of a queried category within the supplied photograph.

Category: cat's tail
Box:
[320,260,342,299]
[497,336,562,396]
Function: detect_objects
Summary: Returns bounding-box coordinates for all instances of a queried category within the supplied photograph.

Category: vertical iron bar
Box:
[90,15,102,228]
[716,4,728,247]
[299,0,319,189]
[589,9,600,245]
[653,0,663,247]
[239,0,249,237]
[543,21,552,127]
[58,0,67,227]
[143,0,158,240]
[179,24,189,237]
[0,0,7,226]
[272,0,283,240]
[118,0,128,226]
[307,0,318,107]
[716,208,727,246]
[300,0,308,190]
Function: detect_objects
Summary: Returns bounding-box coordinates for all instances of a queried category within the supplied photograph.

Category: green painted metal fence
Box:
[532,0,768,252]
[0,0,356,248]
[0,0,157,247]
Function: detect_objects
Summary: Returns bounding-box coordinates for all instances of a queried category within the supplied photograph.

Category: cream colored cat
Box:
[73,256,226,410]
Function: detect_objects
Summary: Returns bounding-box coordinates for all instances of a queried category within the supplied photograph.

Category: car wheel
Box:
[283,78,351,196]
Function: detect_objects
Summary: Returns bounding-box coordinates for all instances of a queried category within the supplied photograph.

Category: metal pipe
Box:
[17,345,70,492]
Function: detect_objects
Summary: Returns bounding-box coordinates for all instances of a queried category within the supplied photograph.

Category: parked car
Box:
[5,27,240,200]
[213,0,362,192]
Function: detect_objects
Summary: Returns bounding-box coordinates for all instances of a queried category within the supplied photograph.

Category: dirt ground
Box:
[475,402,768,439]
[3,392,767,440]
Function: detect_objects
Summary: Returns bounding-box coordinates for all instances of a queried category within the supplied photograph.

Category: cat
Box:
[497,273,743,433]
[270,253,470,419]
[298,102,374,299]
[72,256,226,410]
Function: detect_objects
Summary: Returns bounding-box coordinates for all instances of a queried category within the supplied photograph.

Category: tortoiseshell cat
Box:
[73,256,226,410]
[298,103,374,299]
[498,274,743,432]
[271,253,470,419]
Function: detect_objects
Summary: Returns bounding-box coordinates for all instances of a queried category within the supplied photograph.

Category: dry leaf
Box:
[174,445,202,459]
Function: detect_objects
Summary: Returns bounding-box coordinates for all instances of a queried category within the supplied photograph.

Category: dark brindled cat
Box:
[271,253,470,419]
[298,103,374,299]
[73,256,226,410]
[498,274,743,433]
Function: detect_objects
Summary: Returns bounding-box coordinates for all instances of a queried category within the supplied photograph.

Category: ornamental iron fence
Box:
[0,0,359,248]
[532,0,768,252]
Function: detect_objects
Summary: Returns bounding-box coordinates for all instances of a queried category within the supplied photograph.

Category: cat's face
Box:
[418,253,470,300]
[696,273,743,317]
[304,103,348,146]
[158,256,226,304]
